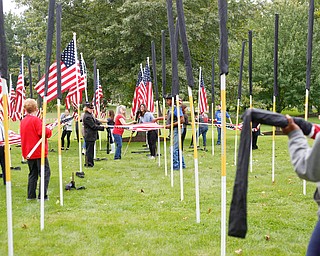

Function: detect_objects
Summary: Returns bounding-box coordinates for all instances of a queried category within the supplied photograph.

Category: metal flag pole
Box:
[151,41,161,167]
[304,0,314,195]
[211,57,215,156]
[161,30,168,177]
[176,0,199,219]
[0,0,13,249]
[218,0,228,254]
[56,2,63,206]
[248,30,253,173]
[40,0,55,230]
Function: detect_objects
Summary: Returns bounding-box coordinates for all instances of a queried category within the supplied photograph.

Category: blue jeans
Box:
[197,127,208,147]
[113,134,122,160]
[307,220,320,256]
[173,128,185,169]
[217,127,221,145]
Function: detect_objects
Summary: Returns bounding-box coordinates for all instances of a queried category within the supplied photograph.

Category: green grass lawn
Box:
[0,117,317,255]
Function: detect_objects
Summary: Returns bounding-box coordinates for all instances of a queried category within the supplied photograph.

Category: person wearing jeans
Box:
[165,95,185,170]
[112,105,136,160]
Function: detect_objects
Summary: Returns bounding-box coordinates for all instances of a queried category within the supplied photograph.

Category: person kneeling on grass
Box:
[20,98,52,201]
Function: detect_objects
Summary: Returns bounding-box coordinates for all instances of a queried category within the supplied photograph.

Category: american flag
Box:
[65,54,86,109]
[199,70,208,114]
[143,62,154,113]
[35,39,77,102]
[94,70,103,117]
[8,81,17,121]
[78,55,87,90]
[130,69,147,118]
[15,63,25,119]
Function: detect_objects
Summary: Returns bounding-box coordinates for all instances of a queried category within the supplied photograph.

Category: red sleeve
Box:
[310,124,320,139]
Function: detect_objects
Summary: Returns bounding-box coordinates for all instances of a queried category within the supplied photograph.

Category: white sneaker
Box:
[82,148,86,155]
[148,156,155,160]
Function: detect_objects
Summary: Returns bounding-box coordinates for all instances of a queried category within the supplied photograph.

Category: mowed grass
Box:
[0,114,318,255]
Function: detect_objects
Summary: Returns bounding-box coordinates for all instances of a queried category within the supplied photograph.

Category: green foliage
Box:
[0,118,316,255]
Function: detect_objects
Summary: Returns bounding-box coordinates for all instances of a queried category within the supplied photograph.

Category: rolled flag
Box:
[28,58,33,98]
[176,0,194,87]
[211,57,215,107]
[151,41,159,101]
[56,3,62,100]
[306,0,314,91]
[248,30,252,95]
[274,14,279,97]
[218,0,228,75]
[161,30,166,97]
[44,0,55,96]
[238,41,246,100]
[166,0,179,96]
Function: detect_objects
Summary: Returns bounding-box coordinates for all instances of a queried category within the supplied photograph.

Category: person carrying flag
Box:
[20,98,52,200]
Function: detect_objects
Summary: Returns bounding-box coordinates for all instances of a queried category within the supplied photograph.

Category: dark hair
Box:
[108,109,115,120]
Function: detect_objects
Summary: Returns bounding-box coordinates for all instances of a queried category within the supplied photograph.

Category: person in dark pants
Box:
[20,98,52,200]
[252,121,260,150]
[83,102,105,167]
[60,109,73,150]
[0,121,6,185]
[137,104,163,159]
[181,104,189,151]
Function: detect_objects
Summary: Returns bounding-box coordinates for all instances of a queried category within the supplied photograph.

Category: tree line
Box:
[6,0,320,114]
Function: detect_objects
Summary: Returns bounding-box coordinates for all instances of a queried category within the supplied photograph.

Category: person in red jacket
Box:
[20,98,52,200]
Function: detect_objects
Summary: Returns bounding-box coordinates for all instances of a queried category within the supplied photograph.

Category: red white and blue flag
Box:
[143,62,154,113]
[131,69,146,118]
[65,54,86,109]
[199,71,208,114]
[15,62,25,119]
[35,39,77,102]
[94,70,103,117]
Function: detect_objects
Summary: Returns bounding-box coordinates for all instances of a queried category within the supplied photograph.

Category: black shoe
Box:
[66,148,69,150]
[61,147,64,150]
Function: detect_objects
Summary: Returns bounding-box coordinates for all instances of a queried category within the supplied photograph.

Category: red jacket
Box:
[20,115,52,159]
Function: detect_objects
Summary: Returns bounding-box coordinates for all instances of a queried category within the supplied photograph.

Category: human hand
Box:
[282,115,300,135]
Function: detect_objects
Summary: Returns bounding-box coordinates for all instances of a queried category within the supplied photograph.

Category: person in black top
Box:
[83,102,105,167]
[252,120,260,150]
